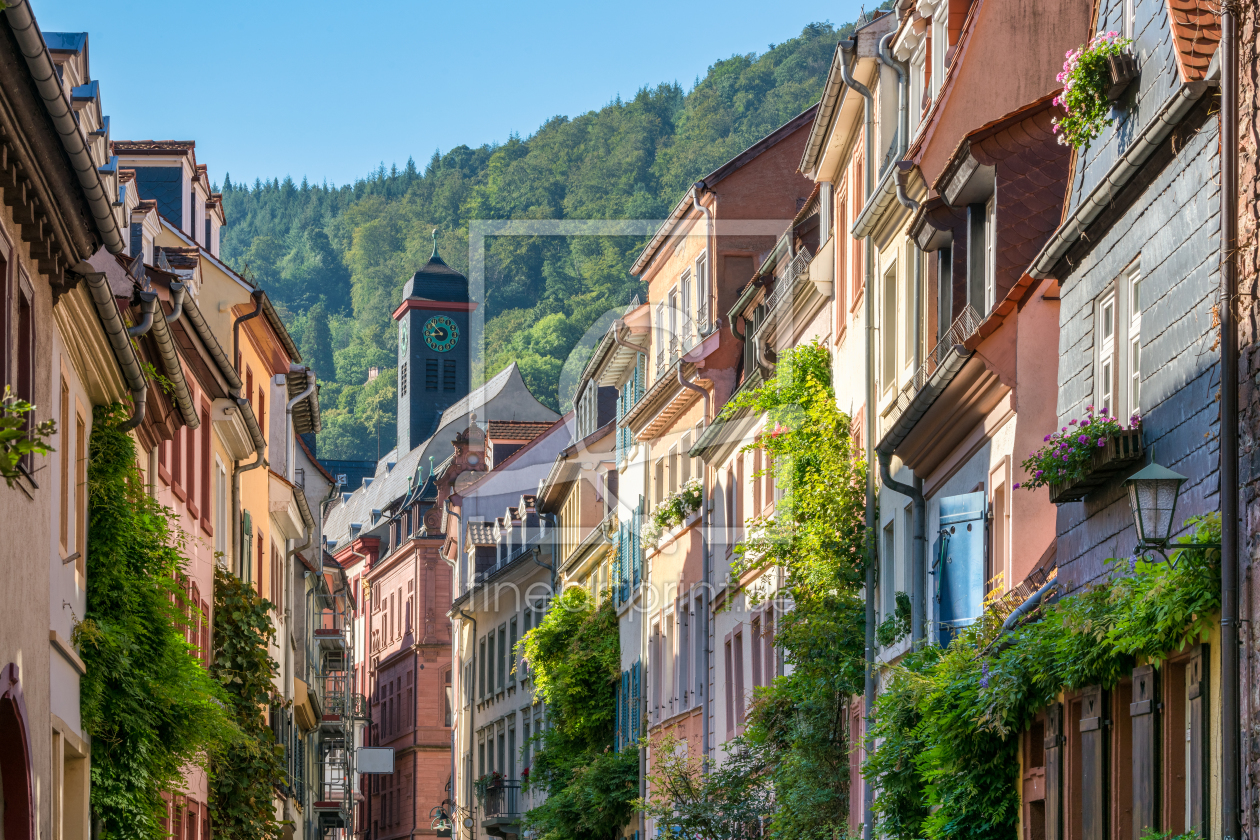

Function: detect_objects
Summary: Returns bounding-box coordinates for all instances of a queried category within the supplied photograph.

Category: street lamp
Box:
[1124,461,1218,565]
[429,805,453,838]
[1124,462,1187,549]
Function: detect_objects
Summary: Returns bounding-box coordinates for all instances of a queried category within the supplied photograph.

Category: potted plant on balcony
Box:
[474,771,504,802]
[1017,407,1143,503]
[1052,31,1136,148]
[648,479,703,541]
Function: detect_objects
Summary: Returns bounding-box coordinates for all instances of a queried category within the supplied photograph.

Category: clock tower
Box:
[392,231,474,454]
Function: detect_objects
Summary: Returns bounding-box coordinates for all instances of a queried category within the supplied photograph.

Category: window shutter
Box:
[200,599,211,666]
[622,670,631,746]
[1187,644,1209,836]
[1045,702,1064,840]
[631,661,641,744]
[934,492,986,647]
[615,674,623,750]
[1079,685,1109,840]
[1130,664,1159,836]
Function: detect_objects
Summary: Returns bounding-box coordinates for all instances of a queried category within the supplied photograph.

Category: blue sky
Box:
[38,0,862,189]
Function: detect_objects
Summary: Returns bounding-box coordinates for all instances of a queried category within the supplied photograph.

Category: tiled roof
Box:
[323,364,555,545]
[400,254,468,303]
[112,140,196,152]
[486,421,553,441]
[944,94,1069,307]
[466,521,496,545]
[1167,0,1220,82]
[159,246,199,271]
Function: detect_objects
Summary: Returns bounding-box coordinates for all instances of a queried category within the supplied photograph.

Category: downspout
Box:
[840,38,877,840]
[231,293,266,578]
[457,606,477,836]
[165,282,186,323]
[127,291,158,337]
[232,397,267,579]
[443,503,463,824]
[878,451,926,645]
[233,290,264,374]
[6,0,125,254]
[676,366,710,424]
[878,32,909,158]
[78,269,148,431]
[890,167,926,644]
[1219,4,1240,839]
[692,183,714,333]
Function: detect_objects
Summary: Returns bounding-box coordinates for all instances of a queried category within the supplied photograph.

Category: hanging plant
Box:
[1052,32,1134,148]
[648,478,703,539]
[1016,406,1138,491]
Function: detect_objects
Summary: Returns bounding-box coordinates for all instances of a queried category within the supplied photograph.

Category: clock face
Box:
[424,315,460,353]
[399,323,408,354]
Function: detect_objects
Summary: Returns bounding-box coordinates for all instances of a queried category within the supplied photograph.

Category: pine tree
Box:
[300,301,336,382]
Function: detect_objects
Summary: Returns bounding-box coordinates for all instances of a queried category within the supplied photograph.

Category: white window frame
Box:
[694,253,709,332]
[984,193,997,313]
[881,256,898,394]
[1097,291,1117,416]
[1127,264,1142,418]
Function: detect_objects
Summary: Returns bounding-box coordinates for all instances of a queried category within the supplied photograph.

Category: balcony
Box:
[314,608,347,651]
[879,305,981,444]
[312,736,353,821]
[479,780,522,838]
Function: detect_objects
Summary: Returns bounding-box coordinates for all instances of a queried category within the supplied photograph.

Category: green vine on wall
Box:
[210,566,287,840]
[866,514,1221,840]
[0,385,57,487]
[74,404,237,840]
[521,587,638,840]
[714,341,870,838]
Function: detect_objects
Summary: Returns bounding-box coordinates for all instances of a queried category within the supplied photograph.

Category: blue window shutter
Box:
[631,661,641,743]
[934,491,986,648]
[615,677,623,750]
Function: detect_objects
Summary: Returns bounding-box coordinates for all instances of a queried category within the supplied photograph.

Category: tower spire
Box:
[431,227,439,260]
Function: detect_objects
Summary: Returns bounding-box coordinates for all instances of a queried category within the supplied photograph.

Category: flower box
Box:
[1048,427,1143,503]
[1105,51,1139,100]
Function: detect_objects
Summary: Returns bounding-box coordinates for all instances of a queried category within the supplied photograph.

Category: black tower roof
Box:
[400,230,468,303]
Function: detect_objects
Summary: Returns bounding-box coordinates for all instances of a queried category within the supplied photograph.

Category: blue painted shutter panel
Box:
[615,676,623,750]
[934,491,986,648]
[631,661,641,744]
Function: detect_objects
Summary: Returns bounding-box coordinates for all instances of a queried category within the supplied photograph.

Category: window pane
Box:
[1131,339,1141,412]
[1103,302,1114,338]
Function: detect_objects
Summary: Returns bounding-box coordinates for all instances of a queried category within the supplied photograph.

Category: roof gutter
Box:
[77,269,147,430]
[182,294,243,395]
[5,1,125,254]
[1028,79,1212,280]
[147,288,199,429]
[839,38,877,840]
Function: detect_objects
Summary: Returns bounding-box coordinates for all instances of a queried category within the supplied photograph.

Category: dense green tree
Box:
[218,16,883,459]
[299,300,336,382]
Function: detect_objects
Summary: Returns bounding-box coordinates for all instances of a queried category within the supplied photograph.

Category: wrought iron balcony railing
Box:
[480,780,522,821]
[881,305,982,438]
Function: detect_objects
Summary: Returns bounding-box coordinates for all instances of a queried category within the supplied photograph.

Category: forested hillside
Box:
[219,19,866,460]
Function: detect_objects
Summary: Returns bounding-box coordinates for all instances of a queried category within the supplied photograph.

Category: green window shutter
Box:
[1045,702,1064,840]
[934,492,986,647]
[1130,664,1159,836]
[1187,644,1209,836]
[1079,685,1109,840]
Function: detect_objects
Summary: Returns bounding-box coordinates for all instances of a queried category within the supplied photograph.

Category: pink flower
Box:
[1069,419,1078,425]
[1086,405,1094,411]
[1013,482,1021,489]
[1098,407,1108,415]
[1078,434,1090,443]
[1044,434,1052,442]
[1097,438,1107,447]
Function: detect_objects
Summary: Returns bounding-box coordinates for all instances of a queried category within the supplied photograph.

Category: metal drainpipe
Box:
[457,607,477,840]
[233,291,264,373]
[127,291,158,337]
[878,451,926,645]
[840,37,877,840]
[891,168,926,644]
[878,32,909,158]
[231,293,265,577]
[441,503,463,824]
[1219,2,1240,837]
[692,183,714,333]
[165,282,186,323]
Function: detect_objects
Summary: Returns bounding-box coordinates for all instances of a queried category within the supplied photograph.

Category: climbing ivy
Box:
[209,566,287,840]
[521,587,638,840]
[717,341,870,838]
[74,404,237,840]
[866,514,1222,840]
